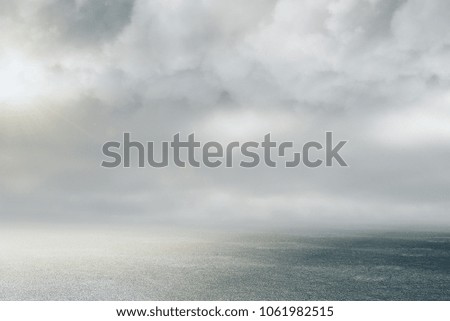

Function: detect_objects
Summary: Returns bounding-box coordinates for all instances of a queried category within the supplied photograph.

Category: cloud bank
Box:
[0,0,449,230]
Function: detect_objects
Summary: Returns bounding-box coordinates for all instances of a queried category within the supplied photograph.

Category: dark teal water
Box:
[0,228,449,300]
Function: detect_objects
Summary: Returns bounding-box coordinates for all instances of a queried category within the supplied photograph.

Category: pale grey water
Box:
[0,227,449,300]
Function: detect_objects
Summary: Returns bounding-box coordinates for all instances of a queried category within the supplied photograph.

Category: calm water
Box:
[0,227,449,300]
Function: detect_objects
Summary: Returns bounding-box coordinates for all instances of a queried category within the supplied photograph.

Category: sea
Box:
[0,226,449,300]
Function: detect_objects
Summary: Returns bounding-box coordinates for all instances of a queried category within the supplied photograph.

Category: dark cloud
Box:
[37,0,135,47]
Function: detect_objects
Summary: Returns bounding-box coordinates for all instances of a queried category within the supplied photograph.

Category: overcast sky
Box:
[0,0,449,230]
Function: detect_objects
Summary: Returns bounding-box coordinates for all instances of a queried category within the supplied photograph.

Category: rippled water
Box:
[0,226,449,300]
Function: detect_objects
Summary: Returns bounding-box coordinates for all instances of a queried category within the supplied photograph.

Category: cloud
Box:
[0,0,449,230]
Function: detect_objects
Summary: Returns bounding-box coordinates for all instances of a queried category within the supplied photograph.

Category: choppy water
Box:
[0,227,449,300]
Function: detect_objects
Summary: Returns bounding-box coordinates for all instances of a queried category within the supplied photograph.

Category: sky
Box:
[0,0,449,230]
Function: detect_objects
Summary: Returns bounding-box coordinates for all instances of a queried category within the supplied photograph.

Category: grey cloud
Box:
[0,0,449,230]
[36,0,135,47]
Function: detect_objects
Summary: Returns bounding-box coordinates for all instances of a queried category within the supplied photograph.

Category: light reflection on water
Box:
[0,226,449,300]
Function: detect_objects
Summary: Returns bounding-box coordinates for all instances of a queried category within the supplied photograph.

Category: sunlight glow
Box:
[0,51,47,113]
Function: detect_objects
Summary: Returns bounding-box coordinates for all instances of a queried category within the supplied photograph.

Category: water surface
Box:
[0,227,448,300]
